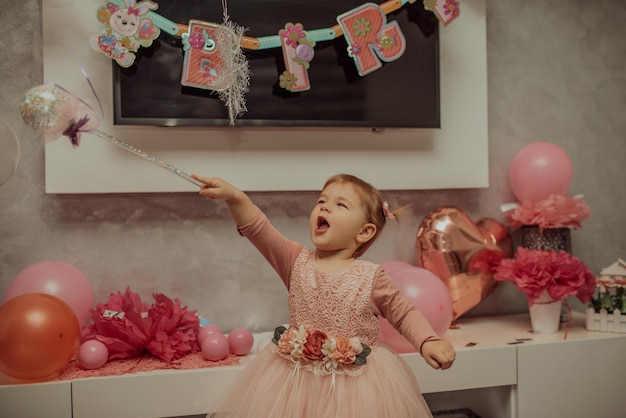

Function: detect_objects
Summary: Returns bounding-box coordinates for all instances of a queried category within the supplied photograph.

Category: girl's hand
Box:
[421,340,456,370]
[191,175,242,202]
[191,175,256,226]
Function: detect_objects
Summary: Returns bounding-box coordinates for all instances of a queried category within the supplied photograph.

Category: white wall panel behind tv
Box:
[42,0,487,193]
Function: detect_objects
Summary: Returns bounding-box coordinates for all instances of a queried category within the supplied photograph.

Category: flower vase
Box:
[528,292,562,333]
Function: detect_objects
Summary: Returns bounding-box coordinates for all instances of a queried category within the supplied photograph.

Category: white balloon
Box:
[0,118,20,187]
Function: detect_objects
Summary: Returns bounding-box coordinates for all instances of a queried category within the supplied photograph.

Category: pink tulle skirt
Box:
[208,344,433,418]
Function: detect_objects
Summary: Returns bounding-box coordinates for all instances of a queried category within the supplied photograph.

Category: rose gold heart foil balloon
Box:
[416,207,513,321]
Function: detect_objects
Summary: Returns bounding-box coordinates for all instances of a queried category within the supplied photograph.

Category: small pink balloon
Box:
[509,142,573,203]
[78,340,109,370]
[201,333,230,361]
[228,328,254,356]
[4,261,94,329]
[198,324,223,344]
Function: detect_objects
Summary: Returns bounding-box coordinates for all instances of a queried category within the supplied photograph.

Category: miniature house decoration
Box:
[586,258,626,333]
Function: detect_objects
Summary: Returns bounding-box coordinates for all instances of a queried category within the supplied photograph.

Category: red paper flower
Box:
[145,293,200,362]
[81,288,151,360]
[81,288,200,363]
[494,247,596,305]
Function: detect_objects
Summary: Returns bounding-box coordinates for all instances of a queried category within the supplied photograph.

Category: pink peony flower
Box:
[332,336,359,364]
[277,326,306,359]
[277,329,295,355]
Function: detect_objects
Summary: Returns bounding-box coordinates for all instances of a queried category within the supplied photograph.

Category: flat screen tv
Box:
[113,0,440,128]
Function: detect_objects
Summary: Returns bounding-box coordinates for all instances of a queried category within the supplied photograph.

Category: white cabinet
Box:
[0,379,72,418]
[71,366,246,418]
[517,337,626,418]
[1,313,624,418]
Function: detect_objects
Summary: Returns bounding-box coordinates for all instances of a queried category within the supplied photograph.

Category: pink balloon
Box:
[78,340,109,370]
[201,333,230,361]
[198,324,223,344]
[4,262,94,329]
[380,260,414,277]
[509,142,573,203]
[380,267,453,353]
[379,318,415,353]
[228,328,254,356]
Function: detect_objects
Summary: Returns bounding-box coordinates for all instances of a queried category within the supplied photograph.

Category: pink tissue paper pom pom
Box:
[81,288,200,363]
[506,194,591,231]
[494,247,596,304]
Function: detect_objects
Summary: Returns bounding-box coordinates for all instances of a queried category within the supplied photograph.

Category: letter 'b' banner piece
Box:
[181,21,235,92]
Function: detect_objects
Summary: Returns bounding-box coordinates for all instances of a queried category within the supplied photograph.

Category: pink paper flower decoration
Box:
[494,247,596,305]
[145,293,200,362]
[505,194,591,231]
[81,288,200,363]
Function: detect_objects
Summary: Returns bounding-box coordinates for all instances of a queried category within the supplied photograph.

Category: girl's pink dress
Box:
[210,208,439,417]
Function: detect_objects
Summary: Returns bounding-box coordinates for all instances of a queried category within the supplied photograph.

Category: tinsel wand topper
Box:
[19,73,203,187]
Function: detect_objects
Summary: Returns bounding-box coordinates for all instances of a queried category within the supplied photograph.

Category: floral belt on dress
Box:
[272,325,371,376]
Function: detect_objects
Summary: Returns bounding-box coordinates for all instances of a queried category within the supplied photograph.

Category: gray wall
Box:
[1,1,624,332]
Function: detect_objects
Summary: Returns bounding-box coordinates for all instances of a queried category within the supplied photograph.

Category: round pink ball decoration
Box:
[228,328,254,356]
[78,340,109,370]
[201,333,230,361]
[198,324,223,344]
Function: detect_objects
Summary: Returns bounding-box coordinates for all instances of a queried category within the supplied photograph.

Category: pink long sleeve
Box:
[370,269,440,353]
[237,206,303,289]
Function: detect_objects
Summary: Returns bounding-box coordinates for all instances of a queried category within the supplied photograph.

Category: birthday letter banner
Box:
[88,0,459,121]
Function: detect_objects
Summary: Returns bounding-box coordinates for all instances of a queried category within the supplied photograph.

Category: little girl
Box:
[192,173,456,418]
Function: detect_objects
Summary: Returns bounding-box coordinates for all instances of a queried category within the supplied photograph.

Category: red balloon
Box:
[380,267,453,353]
[0,293,80,381]
[509,142,573,203]
[4,261,94,329]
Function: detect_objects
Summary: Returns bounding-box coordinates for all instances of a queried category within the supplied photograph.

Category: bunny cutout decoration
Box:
[88,0,161,67]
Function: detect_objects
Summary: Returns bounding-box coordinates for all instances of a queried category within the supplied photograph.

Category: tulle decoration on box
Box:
[80,287,200,363]
[505,194,591,232]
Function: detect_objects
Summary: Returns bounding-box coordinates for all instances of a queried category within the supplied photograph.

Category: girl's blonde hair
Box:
[322,174,406,258]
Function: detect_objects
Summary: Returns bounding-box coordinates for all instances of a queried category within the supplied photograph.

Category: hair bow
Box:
[383,201,396,221]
